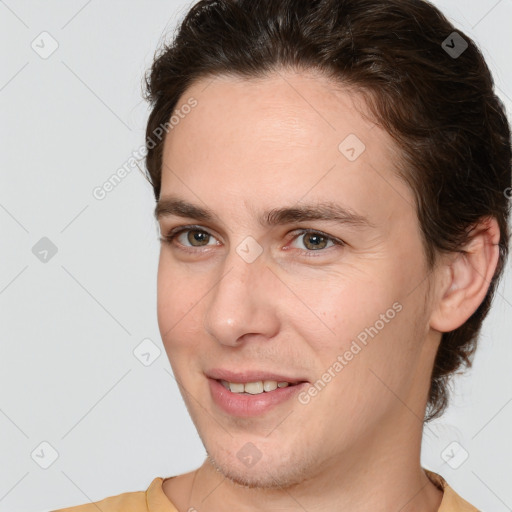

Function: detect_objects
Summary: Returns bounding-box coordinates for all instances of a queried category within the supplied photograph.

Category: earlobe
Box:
[429,217,501,333]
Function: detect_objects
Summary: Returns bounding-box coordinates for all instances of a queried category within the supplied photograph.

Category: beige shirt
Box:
[52,469,479,511]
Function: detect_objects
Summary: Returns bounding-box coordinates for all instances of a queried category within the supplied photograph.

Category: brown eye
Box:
[288,229,341,252]
[186,229,211,246]
[301,232,330,250]
[160,226,219,249]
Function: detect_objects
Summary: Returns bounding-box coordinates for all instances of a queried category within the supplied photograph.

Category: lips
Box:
[208,379,308,417]
[206,368,309,417]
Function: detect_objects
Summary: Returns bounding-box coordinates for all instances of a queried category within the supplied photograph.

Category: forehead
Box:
[165,70,378,155]
[159,70,415,228]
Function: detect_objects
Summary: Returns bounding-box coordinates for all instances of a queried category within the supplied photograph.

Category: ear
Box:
[429,216,501,333]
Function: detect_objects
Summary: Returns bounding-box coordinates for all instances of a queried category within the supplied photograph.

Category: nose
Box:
[203,247,281,347]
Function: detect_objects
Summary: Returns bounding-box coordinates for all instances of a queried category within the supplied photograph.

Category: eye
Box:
[286,229,344,255]
[159,225,219,250]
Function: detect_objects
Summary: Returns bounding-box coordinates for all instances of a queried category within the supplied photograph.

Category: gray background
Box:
[0,1,511,511]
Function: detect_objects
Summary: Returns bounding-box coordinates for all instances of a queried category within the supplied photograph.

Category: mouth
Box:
[206,369,309,417]
[217,379,302,395]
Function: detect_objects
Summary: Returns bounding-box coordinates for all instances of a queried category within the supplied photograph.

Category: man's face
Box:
[156,70,440,488]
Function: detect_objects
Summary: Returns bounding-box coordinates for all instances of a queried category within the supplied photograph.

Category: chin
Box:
[205,446,315,490]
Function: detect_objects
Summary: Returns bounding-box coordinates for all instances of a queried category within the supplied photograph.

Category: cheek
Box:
[288,268,402,353]
[156,259,203,352]
[290,264,426,409]
[300,301,422,432]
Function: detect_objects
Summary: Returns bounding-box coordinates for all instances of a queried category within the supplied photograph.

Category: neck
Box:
[168,418,443,512]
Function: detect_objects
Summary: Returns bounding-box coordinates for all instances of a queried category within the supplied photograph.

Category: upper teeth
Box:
[221,380,291,394]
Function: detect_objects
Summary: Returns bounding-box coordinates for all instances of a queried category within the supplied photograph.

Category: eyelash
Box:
[159,225,345,257]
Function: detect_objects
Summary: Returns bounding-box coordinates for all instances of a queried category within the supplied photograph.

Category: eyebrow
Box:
[154,196,376,229]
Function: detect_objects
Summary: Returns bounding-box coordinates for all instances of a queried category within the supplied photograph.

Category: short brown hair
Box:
[142,0,511,421]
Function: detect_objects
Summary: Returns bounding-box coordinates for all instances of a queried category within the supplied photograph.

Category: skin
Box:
[156,69,500,512]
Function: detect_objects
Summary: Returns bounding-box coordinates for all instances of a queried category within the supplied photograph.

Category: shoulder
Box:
[425,469,481,512]
[51,477,166,512]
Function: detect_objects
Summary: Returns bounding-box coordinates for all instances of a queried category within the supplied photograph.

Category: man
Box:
[54,0,511,510]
